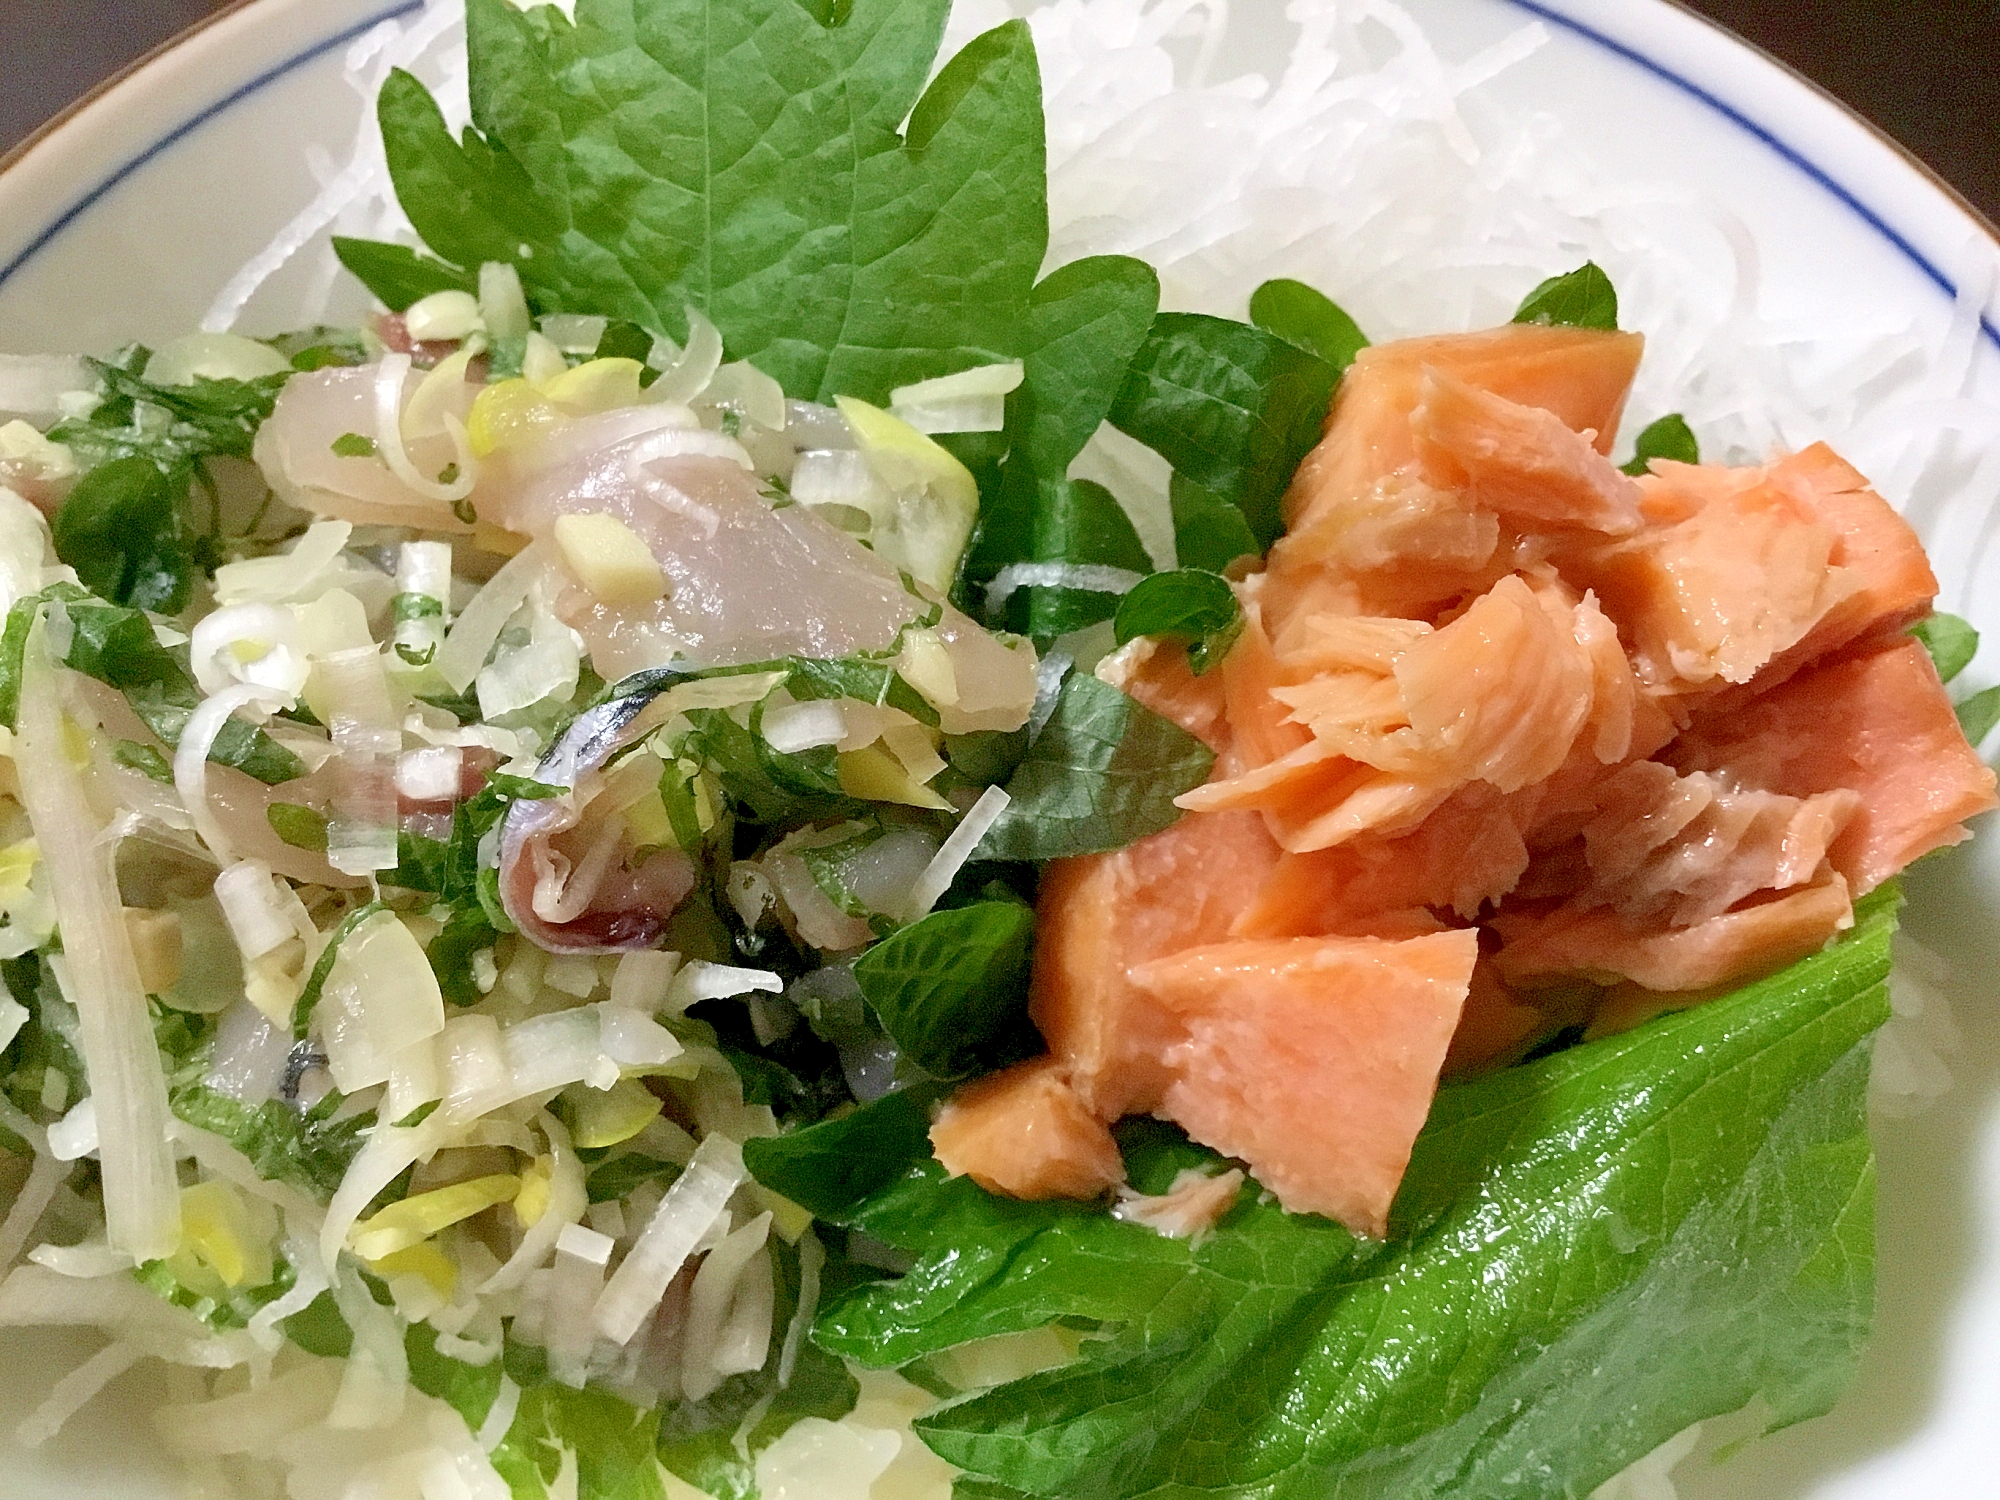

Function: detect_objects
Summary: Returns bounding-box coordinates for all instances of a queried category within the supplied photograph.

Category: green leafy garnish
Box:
[978,672,1214,860]
[1248,276,1369,372]
[987,476,1154,639]
[1621,411,1700,475]
[329,431,378,458]
[1956,685,2000,745]
[810,887,1899,1499]
[1112,567,1242,673]
[744,1085,944,1222]
[0,588,304,783]
[851,902,1037,1079]
[1913,611,1979,684]
[1513,260,1620,330]
[266,802,330,853]
[1109,312,1340,549]
[168,1085,371,1202]
[1168,471,1260,575]
[359,0,1047,404]
[51,457,196,613]
[330,238,477,311]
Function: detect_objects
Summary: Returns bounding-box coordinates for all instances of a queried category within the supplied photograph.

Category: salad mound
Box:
[0,2,1993,1499]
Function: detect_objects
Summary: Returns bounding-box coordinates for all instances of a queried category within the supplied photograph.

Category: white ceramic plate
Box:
[0,2,1995,1496]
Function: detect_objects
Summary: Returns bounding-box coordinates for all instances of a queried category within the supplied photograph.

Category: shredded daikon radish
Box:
[666,961,784,1009]
[247,1239,330,1351]
[983,561,1145,619]
[17,627,180,1260]
[906,783,1011,921]
[29,1241,135,1278]
[175,682,294,867]
[594,1133,746,1345]
[436,542,549,692]
[45,1095,97,1161]
[15,1341,144,1447]
[212,519,353,606]
[0,1263,255,1367]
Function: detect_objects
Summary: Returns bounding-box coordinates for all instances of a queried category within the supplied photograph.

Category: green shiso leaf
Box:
[1955,683,2000,746]
[51,456,196,614]
[808,886,1899,1500]
[987,475,1154,639]
[744,1085,945,1222]
[363,0,1048,405]
[1112,567,1243,673]
[330,237,477,311]
[1912,611,1978,685]
[1248,276,1370,373]
[1621,411,1701,475]
[977,672,1214,860]
[1109,312,1340,550]
[852,901,1038,1079]
[1168,471,1260,575]
[1513,260,1620,330]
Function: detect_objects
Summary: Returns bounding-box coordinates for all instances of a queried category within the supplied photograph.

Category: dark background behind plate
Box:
[0,0,1995,222]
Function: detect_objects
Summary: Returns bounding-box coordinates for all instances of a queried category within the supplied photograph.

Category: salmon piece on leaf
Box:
[1671,638,1997,893]
[1029,810,1281,1120]
[1492,872,1854,992]
[1131,929,1479,1238]
[931,1058,1125,1200]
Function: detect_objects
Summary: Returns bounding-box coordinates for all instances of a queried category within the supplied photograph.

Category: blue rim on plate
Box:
[1,0,1996,359]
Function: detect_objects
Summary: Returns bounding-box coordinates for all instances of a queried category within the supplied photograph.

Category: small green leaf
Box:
[1113,568,1242,673]
[330,236,475,312]
[1168,472,1259,575]
[978,672,1215,860]
[852,902,1037,1078]
[1513,261,1620,330]
[743,1085,945,1221]
[1956,684,2000,745]
[1248,277,1369,372]
[1110,313,1339,550]
[330,432,378,458]
[266,803,329,853]
[1912,612,1979,685]
[988,474,1154,640]
[113,739,174,783]
[52,457,195,613]
[427,905,499,1007]
[168,1084,370,1202]
[1621,412,1700,476]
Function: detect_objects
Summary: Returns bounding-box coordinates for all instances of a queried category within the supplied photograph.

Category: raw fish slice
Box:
[1411,368,1643,535]
[1492,872,1854,992]
[1670,639,1998,893]
[930,1058,1125,1200]
[1133,929,1478,1238]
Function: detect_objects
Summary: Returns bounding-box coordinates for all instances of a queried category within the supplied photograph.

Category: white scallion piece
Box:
[175,682,294,867]
[44,1096,97,1162]
[667,962,784,1010]
[608,950,682,1013]
[435,541,549,693]
[681,1213,775,1401]
[645,308,725,405]
[593,1133,746,1345]
[760,699,848,755]
[901,783,1011,922]
[478,262,532,342]
[889,360,1024,434]
[16,626,180,1260]
[480,1112,587,1295]
[211,519,354,607]
[373,352,476,504]
[545,1222,615,1388]
[317,646,401,875]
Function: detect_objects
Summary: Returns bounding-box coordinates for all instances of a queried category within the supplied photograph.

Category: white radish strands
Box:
[480,1113,586,1295]
[905,783,1012,922]
[681,1212,775,1401]
[436,542,549,692]
[16,627,180,1260]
